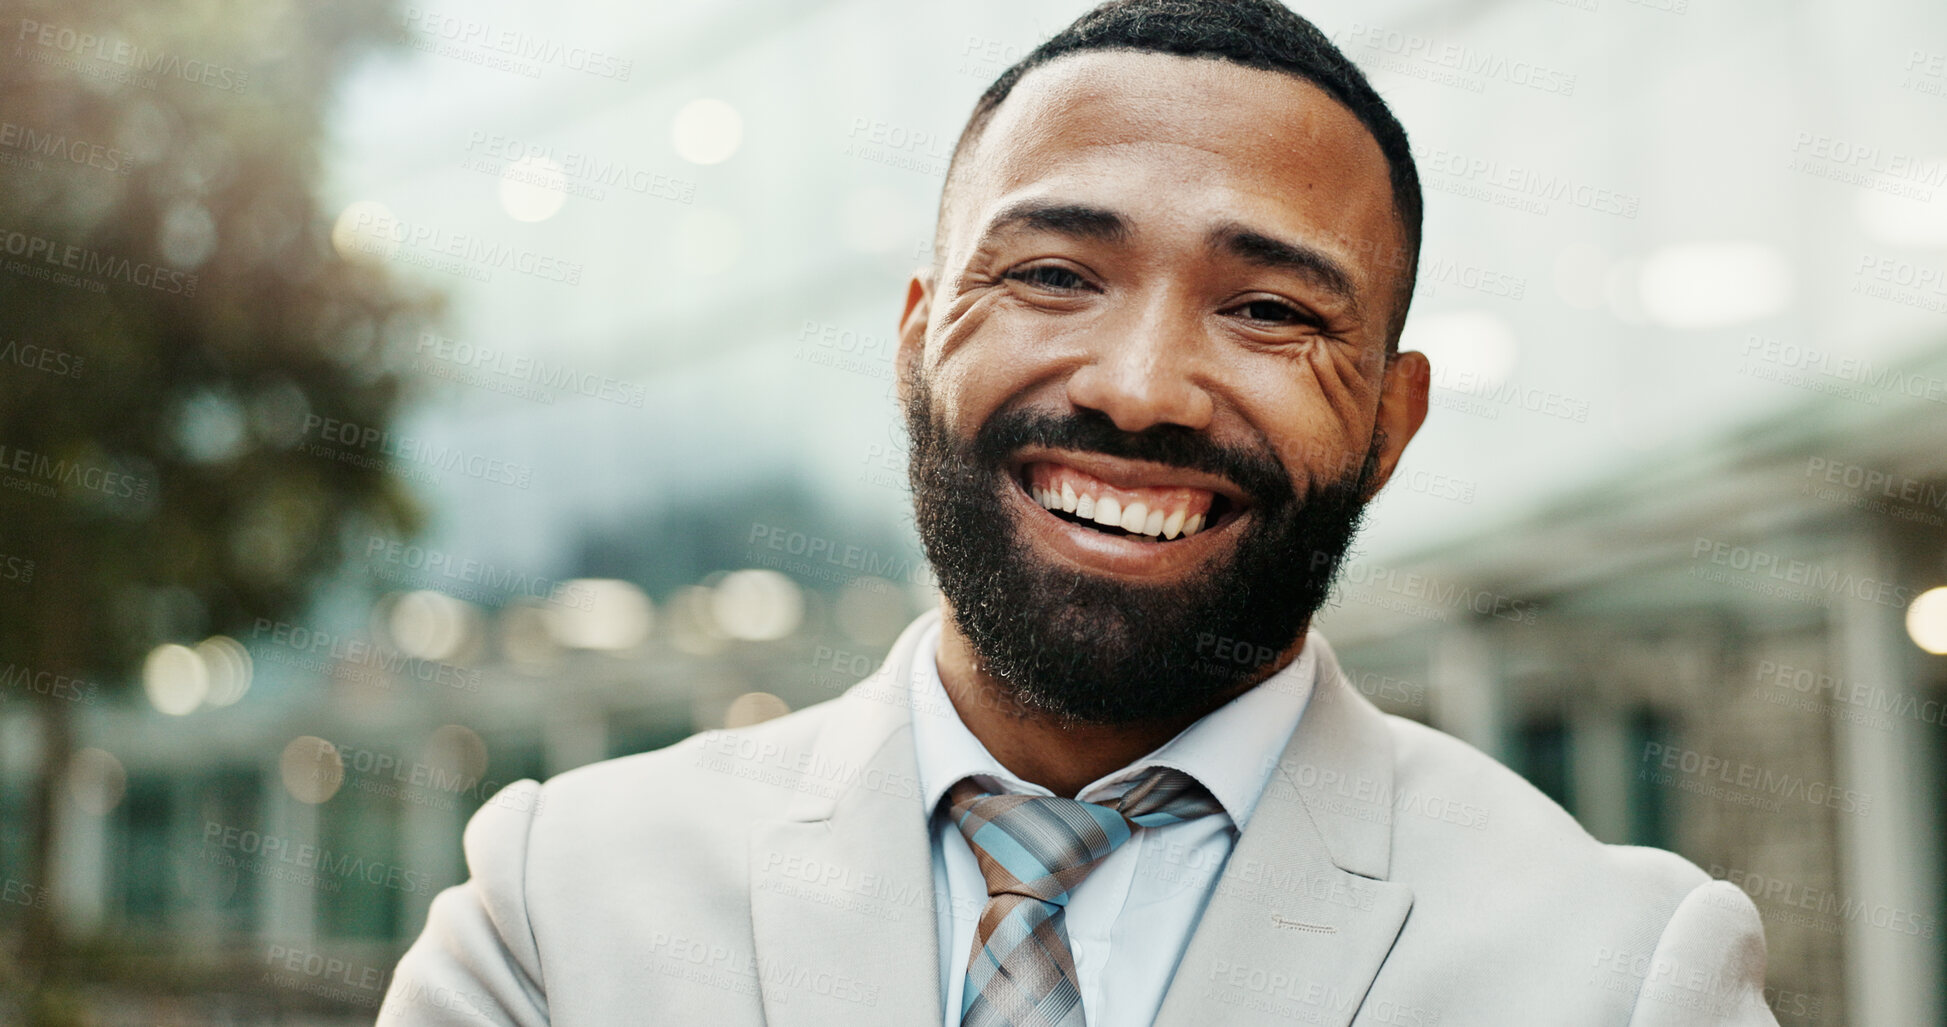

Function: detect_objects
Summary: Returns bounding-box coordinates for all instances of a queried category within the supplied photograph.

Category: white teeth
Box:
[1040,475,1206,542]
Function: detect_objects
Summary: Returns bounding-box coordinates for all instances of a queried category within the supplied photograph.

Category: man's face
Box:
[898,52,1429,725]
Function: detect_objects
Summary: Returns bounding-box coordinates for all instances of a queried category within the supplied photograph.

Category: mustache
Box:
[970,406,1294,508]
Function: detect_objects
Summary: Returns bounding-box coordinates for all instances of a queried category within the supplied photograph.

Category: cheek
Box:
[1304,341,1382,434]
[1231,350,1371,481]
[925,361,987,434]
[924,299,998,427]
[930,299,1073,429]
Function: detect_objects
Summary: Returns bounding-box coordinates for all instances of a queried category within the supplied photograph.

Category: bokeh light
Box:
[711,570,804,642]
[724,691,791,728]
[387,590,478,662]
[499,154,568,223]
[665,584,729,656]
[423,724,490,784]
[499,599,561,667]
[1857,174,1947,246]
[280,736,344,805]
[543,579,653,651]
[1637,242,1792,330]
[67,748,128,816]
[142,643,208,716]
[670,97,743,165]
[1908,587,1947,655]
[196,635,254,707]
[330,199,399,265]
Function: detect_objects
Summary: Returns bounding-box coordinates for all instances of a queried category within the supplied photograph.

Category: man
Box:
[380,2,1777,1024]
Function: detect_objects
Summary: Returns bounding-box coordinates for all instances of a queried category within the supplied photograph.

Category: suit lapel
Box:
[748,612,945,1027]
[747,618,1411,1027]
[1153,633,1414,1027]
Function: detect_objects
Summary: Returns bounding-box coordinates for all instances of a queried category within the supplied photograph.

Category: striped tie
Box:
[946,766,1225,1027]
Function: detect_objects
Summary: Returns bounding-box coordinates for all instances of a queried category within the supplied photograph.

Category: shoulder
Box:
[1374,714,1773,1020]
[384,689,863,1022]
[520,696,846,844]
[450,696,850,901]
[1381,712,1705,897]
[444,696,857,947]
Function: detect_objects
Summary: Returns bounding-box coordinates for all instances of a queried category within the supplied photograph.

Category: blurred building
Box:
[1325,342,1947,1026]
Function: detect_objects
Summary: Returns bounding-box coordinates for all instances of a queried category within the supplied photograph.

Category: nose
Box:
[1063,297,1215,433]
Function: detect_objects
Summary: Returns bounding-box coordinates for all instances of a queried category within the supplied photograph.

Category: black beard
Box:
[904,371,1382,727]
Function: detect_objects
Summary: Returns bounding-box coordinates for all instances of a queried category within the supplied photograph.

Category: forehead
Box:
[954,50,1402,277]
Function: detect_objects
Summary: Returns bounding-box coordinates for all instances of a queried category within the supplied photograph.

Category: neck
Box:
[931,603,1308,798]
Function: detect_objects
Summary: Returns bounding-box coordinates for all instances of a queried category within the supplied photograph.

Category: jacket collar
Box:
[748,608,1411,1027]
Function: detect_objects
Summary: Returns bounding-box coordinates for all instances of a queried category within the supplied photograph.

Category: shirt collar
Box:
[909,616,1318,832]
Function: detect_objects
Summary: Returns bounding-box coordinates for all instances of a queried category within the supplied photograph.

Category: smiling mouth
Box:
[1011,458,1246,542]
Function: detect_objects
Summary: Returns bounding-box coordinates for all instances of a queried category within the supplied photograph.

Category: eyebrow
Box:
[978,199,1132,245]
[1207,221,1361,313]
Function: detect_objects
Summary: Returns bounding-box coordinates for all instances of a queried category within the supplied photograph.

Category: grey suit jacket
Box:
[378,610,1778,1025]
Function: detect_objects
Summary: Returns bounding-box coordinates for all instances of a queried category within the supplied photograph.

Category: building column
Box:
[258,759,317,943]
[46,743,109,939]
[397,784,461,932]
[1430,622,1506,762]
[1832,531,1942,1027]
[171,771,224,946]
[1570,698,1631,844]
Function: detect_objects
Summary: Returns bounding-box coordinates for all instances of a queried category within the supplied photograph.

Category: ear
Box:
[894,269,934,412]
[1362,349,1430,499]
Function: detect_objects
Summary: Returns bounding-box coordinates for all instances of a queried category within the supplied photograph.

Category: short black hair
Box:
[935,0,1423,348]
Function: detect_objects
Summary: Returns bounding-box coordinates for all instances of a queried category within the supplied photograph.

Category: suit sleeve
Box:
[1626,879,1779,1027]
[377,779,551,1027]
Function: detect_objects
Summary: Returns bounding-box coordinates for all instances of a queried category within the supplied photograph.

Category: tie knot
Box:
[945,766,1221,907]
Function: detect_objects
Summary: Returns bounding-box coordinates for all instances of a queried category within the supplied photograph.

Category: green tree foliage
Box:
[0,0,436,1001]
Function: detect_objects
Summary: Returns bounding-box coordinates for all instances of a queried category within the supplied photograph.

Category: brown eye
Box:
[1237,298,1301,323]
[1226,296,1328,331]
[1007,265,1087,291]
